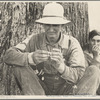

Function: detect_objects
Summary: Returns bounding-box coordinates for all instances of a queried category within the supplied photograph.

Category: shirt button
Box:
[42,77,44,80]
[55,76,59,80]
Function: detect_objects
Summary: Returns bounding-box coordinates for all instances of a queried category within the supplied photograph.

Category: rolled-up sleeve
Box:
[3,35,36,67]
[3,32,39,67]
[3,47,29,67]
[61,37,86,83]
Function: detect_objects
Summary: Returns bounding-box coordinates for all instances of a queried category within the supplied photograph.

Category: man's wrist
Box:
[57,63,66,75]
[28,53,36,66]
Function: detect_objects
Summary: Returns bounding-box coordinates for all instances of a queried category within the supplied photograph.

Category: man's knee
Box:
[86,65,100,77]
[12,66,45,95]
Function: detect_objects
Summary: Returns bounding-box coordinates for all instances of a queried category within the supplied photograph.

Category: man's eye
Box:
[97,40,100,42]
[45,24,50,27]
[91,39,95,42]
[91,39,100,42]
[53,25,59,27]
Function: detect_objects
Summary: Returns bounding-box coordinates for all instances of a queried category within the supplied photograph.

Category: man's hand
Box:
[92,45,100,62]
[50,48,65,74]
[91,45,100,68]
[32,50,50,65]
[28,50,49,65]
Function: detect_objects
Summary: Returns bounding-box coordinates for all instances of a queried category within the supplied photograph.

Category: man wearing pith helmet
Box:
[4,2,85,95]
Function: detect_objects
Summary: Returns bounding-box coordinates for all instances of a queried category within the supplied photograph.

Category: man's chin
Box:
[48,38,57,43]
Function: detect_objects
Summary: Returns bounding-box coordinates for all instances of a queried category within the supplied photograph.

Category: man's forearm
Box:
[60,65,85,83]
[3,47,29,67]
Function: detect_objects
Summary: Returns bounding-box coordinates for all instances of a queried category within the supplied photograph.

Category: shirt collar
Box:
[44,32,69,49]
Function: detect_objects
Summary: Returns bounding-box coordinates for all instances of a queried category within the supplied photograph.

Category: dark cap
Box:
[89,30,100,40]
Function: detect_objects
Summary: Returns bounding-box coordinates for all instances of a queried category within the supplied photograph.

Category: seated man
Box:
[76,30,100,95]
[3,2,86,95]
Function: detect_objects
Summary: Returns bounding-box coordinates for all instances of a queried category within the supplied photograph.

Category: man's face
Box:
[43,24,62,43]
[90,35,100,47]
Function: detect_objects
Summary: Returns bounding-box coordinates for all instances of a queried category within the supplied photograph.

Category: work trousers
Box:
[13,65,100,95]
[75,65,100,95]
[13,65,74,95]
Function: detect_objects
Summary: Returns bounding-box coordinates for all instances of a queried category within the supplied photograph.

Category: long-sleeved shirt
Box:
[3,32,86,83]
[83,44,93,67]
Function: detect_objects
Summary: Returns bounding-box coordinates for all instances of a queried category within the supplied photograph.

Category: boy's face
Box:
[90,35,100,48]
[43,24,62,43]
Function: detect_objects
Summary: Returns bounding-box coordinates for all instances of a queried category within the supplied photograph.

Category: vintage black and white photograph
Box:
[0,0,100,99]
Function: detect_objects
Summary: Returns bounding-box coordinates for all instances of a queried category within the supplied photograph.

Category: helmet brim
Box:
[35,17,70,25]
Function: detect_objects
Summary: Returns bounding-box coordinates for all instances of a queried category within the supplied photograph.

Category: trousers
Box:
[75,65,100,95]
[39,73,74,95]
[13,65,74,95]
[13,65,100,95]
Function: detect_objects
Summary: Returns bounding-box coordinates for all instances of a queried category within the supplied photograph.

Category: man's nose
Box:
[49,25,54,31]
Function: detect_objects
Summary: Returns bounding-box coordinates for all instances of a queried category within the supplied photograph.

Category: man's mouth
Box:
[48,31,56,35]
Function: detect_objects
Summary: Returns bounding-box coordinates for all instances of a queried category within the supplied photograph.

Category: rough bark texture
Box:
[0,2,89,95]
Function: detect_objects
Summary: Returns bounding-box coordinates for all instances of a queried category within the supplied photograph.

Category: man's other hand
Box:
[32,50,50,65]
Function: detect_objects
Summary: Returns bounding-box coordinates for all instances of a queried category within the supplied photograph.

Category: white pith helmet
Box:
[35,2,70,25]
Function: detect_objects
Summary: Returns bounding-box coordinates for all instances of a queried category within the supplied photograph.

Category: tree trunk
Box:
[0,2,89,95]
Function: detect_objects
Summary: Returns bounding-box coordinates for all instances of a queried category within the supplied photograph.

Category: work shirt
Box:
[4,32,85,83]
[83,44,93,67]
